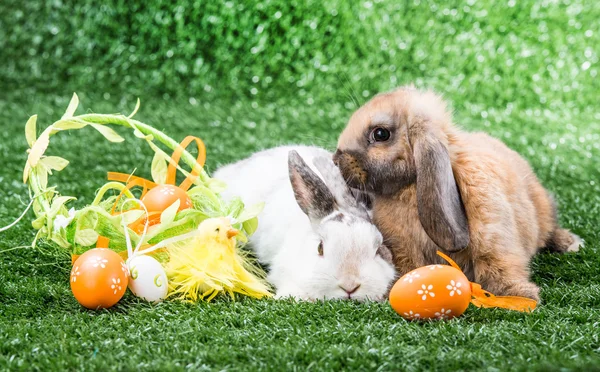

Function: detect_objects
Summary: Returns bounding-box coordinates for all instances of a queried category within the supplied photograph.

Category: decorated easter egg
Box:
[127,255,168,303]
[141,184,193,213]
[70,248,129,309]
[389,264,471,320]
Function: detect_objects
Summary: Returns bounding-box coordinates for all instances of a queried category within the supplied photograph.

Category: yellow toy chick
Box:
[165,217,272,302]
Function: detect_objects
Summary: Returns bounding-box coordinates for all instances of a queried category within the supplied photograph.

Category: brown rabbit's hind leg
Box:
[473,253,541,301]
[544,228,583,253]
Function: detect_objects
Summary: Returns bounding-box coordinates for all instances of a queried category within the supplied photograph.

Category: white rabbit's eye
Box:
[318,241,324,256]
[371,127,391,142]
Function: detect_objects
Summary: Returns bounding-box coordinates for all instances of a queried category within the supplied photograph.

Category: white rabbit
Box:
[214,146,396,301]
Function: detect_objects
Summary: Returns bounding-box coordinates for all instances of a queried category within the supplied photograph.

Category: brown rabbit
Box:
[333,86,581,300]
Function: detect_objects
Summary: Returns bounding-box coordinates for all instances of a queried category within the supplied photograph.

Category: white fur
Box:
[214,146,396,301]
[567,234,583,252]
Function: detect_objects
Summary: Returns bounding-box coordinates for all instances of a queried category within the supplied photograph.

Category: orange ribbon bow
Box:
[108,135,206,210]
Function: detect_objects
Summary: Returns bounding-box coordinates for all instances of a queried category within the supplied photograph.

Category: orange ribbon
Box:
[107,135,206,210]
[166,136,206,191]
[436,251,537,313]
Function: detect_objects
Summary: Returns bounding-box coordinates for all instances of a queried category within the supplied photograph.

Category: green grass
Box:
[1,0,600,370]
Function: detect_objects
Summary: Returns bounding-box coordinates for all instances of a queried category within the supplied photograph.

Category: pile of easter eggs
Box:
[69,184,192,309]
[70,248,170,309]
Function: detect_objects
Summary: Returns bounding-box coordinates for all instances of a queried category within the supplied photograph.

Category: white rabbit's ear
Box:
[313,155,371,219]
[312,155,356,206]
[288,150,335,221]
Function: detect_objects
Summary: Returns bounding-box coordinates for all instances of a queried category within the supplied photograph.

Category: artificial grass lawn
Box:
[2,0,600,370]
[0,91,598,371]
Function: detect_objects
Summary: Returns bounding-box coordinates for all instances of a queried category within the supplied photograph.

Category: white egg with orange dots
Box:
[389,252,538,320]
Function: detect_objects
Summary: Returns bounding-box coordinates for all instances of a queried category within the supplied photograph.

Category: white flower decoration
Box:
[403,310,420,320]
[111,278,123,295]
[428,264,444,270]
[53,208,76,232]
[403,271,420,283]
[446,280,462,296]
[417,284,435,300]
[70,266,81,282]
[435,308,452,319]
[160,187,175,196]
[91,256,108,269]
[121,262,129,275]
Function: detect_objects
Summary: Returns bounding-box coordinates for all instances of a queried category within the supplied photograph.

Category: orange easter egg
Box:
[389,264,471,320]
[141,184,193,213]
[70,248,129,309]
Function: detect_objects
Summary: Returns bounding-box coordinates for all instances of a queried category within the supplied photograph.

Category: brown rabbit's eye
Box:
[318,241,324,256]
[371,127,391,142]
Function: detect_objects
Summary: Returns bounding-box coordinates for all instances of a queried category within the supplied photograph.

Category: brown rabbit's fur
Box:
[334,87,580,300]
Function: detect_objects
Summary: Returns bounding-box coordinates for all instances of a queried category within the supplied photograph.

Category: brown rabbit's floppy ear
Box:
[413,134,470,252]
[288,150,336,221]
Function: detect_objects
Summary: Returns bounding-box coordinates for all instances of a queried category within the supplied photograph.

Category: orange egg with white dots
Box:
[70,248,129,309]
[141,184,193,213]
[389,264,471,320]
[129,184,193,233]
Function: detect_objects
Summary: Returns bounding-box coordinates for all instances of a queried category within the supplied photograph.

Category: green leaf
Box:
[242,217,259,236]
[31,214,46,230]
[23,162,31,183]
[146,214,203,245]
[76,209,99,231]
[74,228,99,247]
[119,210,145,225]
[51,233,71,249]
[151,152,168,184]
[26,129,50,168]
[89,124,125,142]
[36,166,48,190]
[227,197,245,218]
[61,93,79,119]
[49,196,76,218]
[52,120,87,131]
[237,202,265,223]
[40,156,69,172]
[128,98,141,118]
[160,199,180,226]
[207,179,227,193]
[25,115,37,147]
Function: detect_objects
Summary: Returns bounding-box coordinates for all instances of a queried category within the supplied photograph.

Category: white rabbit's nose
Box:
[339,282,361,297]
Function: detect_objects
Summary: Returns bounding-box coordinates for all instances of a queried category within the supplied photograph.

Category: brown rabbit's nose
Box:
[333,149,342,165]
[339,283,361,297]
